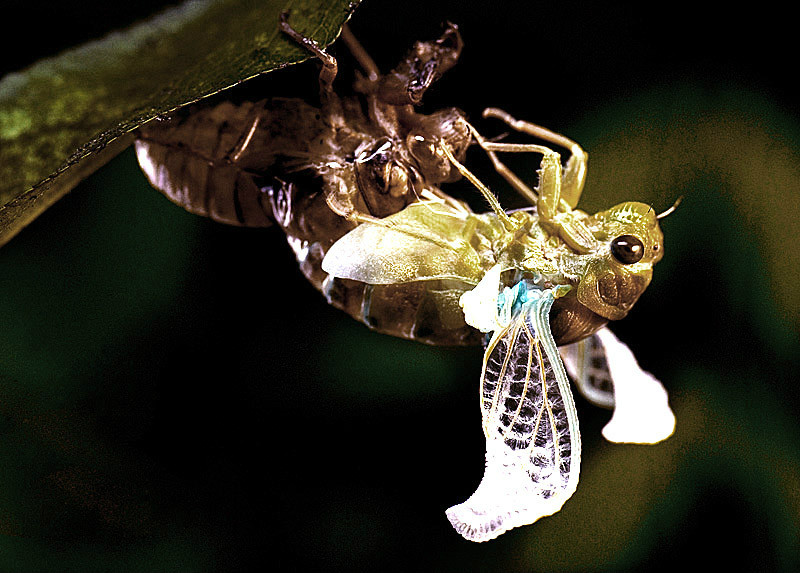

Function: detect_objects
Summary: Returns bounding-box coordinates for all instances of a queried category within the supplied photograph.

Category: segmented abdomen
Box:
[134,98,331,227]
[271,175,480,346]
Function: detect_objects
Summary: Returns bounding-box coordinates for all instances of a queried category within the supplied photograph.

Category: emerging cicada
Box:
[134,14,676,542]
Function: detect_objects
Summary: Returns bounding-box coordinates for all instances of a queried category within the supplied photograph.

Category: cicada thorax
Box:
[503,200,666,345]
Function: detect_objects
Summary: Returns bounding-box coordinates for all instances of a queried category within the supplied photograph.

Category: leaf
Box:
[0,0,360,246]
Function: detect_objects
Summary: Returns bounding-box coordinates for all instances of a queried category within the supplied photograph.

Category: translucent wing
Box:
[561,327,675,444]
[321,202,488,285]
[560,331,615,408]
[447,288,581,542]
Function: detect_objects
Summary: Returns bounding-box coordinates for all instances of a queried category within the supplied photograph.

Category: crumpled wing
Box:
[561,327,675,444]
[446,291,581,542]
[559,330,615,408]
[321,202,486,285]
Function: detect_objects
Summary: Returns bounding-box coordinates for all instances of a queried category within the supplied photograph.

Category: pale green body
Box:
[322,196,664,328]
[321,109,670,543]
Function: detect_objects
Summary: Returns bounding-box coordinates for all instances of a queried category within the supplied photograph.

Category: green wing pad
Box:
[321,203,489,284]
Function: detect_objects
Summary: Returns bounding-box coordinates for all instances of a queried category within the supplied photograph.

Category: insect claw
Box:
[279,10,339,98]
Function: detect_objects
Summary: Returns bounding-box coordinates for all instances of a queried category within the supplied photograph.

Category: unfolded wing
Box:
[446,289,581,542]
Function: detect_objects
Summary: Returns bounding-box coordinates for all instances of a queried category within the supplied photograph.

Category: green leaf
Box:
[0,0,360,246]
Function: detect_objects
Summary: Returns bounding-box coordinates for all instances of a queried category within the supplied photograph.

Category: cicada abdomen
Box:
[134,97,331,227]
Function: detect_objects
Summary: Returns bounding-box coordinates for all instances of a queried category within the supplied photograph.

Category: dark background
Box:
[1,1,799,571]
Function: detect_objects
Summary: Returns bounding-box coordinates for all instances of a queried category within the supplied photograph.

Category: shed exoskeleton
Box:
[135,16,482,345]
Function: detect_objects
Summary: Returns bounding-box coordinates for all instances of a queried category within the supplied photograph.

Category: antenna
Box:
[657,196,683,219]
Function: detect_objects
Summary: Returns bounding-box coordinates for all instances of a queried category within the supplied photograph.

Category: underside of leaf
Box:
[0,0,360,246]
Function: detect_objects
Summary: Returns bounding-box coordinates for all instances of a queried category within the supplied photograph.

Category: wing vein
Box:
[481,322,511,435]
[503,319,535,439]
[535,332,561,472]
[488,321,521,427]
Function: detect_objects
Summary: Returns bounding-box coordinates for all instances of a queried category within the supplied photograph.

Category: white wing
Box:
[561,327,675,444]
[447,288,581,542]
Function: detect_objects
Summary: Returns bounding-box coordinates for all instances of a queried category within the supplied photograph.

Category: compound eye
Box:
[610,234,644,264]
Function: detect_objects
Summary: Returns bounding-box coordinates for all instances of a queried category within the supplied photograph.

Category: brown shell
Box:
[134,99,331,227]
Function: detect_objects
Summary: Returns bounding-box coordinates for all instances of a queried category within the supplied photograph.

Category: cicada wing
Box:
[593,328,675,444]
[560,333,615,408]
[321,202,485,285]
[562,327,674,444]
[446,294,581,542]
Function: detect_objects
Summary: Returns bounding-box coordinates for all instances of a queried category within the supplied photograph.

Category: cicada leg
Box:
[279,11,338,98]
[482,107,587,209]
[466,118,596,254]
[466,122,560,210]
[340,24,380,81]
[441,131,590,254]
[279,11,349,133]
[475,139,564,219]
[438,143,517,232]
[226,99,267,164]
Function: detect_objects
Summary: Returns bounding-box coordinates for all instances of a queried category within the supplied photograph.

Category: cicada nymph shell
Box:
[134,22,481,345]
[136,100,277,227]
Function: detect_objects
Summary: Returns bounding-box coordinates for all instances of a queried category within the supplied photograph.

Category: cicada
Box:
[321,132,677,540]
[134,15,676,541]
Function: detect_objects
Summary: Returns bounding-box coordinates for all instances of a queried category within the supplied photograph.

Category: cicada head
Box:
[577,201,664,320]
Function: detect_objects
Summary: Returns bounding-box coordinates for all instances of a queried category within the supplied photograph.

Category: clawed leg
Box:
[279,12,338,97]
[279,13,385,97]
[481,108,587,208]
